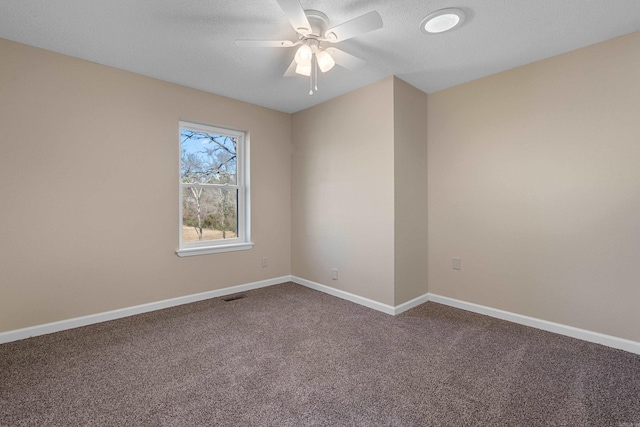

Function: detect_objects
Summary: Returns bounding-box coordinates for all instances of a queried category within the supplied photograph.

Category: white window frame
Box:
[176,121,253,257]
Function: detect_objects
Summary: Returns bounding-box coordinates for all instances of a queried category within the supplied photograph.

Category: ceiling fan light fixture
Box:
[316,50,335,72]
[295,63,312,76]
[294,44,313,65]
[420,8,465,34]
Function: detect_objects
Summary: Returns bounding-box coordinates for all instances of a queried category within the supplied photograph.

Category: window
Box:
[176,121,252,257]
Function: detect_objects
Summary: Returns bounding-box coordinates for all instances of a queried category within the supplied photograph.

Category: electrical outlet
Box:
[331,268,338,280]
[452,257,461,270]
[261,257,268,268]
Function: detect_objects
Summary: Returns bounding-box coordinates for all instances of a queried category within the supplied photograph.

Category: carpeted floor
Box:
[1,282,639,426]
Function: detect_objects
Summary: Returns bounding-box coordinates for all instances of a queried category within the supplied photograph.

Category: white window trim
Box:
[176,242,254,257]
[176,121,253,257]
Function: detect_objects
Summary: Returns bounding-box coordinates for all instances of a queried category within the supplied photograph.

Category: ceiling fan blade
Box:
[235,40,295,47]
[276,0,312,34]
[325,11,383,42]
[283,60,298,77]
[325,48,366,70]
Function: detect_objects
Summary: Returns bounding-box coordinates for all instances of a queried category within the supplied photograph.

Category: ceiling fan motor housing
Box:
[303,10,330,38]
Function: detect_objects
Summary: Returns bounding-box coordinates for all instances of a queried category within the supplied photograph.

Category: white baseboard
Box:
[289,278,640,354]
[3,275,638,356]
[290,276,429,316]
[0,276,291,344]
[393,293,431,315]
[291,276,397,315]
[428,293,640,355]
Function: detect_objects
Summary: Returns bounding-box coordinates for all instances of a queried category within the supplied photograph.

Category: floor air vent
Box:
[222,294,247,302]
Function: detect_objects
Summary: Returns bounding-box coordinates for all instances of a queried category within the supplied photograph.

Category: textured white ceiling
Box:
[1,0,639,113]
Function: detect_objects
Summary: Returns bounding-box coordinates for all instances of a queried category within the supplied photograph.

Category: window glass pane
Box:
[182,187,238,243]
[180,129,237,185]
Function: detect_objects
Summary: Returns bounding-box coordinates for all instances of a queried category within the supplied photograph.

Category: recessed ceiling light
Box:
[420,8,466,34]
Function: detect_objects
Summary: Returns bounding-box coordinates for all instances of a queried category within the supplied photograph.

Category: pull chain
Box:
[309,54,319,95]
[314,54,318,91]
[309,53,313,94]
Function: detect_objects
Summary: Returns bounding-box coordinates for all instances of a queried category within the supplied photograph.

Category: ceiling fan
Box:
[235,0,383,94]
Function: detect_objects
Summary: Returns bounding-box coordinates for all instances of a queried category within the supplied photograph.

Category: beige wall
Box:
[0,39,292,332]
[393,77,428,305]
[291,77,396,305]
[427,32,640,342]
[4,28,640,344]
[291,76,428,307]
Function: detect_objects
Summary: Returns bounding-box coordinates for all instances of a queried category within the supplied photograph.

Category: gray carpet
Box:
[1,282,639,426]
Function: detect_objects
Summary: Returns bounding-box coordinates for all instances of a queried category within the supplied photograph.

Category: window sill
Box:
[176,242,254,257]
